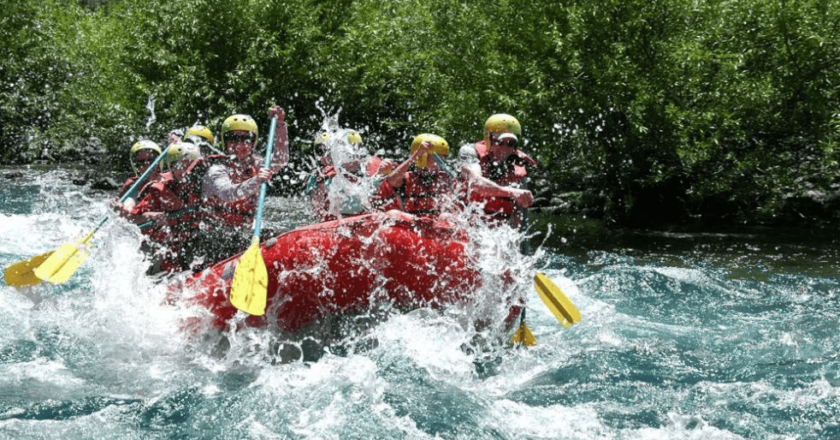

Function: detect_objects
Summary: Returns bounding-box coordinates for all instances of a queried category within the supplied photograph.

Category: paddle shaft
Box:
[252,117,278,239]
[86,144,172,234]
[227,116,279,316]
[431,153,455,178]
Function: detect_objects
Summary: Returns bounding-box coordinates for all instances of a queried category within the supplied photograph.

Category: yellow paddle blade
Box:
[34,233,95,284]
[534,272,582,328]
[508,322,537,347]
[229,237,268,316]
[4,251,54,287]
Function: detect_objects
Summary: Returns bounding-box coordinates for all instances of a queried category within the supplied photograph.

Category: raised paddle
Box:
[228,116,279,316]
[3,145,171,287]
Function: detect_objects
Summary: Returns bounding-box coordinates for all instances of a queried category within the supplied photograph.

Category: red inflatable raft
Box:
[176,211,482,333]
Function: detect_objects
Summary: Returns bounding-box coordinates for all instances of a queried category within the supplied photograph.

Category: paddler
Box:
[183,105,289,270]
[303,130,395,221]
[459,113,537,228]
[375,133,458,216]
[115,140,164,203]
[459,114,538,330]
[113,142,202,274]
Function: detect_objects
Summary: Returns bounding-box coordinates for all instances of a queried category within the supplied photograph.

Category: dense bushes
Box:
[1,0,838,226]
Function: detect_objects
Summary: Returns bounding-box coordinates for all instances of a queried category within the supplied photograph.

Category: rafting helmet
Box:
[221,114,258,146]
[410,133,449,169]
[312,132,331,152]
[184,125,214,144]
[163,142,202,169]
[347,130,363,145]
[484,114,522,150]
[129,140,162,174]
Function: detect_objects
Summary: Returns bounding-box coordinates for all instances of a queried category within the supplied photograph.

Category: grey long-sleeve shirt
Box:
[200,158,265,203]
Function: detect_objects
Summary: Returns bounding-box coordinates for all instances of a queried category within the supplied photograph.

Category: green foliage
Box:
[0,1,80,163]
[3,0,840,226]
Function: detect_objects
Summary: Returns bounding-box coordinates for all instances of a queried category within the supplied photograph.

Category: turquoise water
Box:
[2,169,839,439]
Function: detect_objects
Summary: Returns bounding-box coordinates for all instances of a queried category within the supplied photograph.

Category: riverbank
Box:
[532,209,840,279]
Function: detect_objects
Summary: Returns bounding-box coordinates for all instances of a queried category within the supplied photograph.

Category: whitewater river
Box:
[1,168,839,439]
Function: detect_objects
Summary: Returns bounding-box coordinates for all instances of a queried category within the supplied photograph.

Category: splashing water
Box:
[144,95,156,130]
[325,135,375,218]
[306,111,378,219]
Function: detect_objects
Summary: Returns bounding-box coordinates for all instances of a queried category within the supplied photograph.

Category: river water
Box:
[1,168,839,439]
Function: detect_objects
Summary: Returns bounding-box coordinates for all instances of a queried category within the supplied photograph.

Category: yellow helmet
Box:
[483,114,522,149]
[221,114,258,144]
[129,140,162,174]
[347,131,363,145]
[129,140,162,157]
[184,125,214,144]
[162,142,202,169]
[312,132,331,151]
[410,133,449,168]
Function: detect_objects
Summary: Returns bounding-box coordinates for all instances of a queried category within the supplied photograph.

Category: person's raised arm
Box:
[268,105,289,171]
[385,142,432,187]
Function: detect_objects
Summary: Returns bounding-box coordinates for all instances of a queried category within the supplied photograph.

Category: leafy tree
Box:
[3,0,839,226]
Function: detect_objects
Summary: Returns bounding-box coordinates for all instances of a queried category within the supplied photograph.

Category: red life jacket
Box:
[366,156,385,176]
[132,174,194,275]
[114,175,157,206]
[400,170,454,215]
[469,141,538,219]
[130,173,188,245]
[155,159,209,240]
[371,179,403,212]
[199,155,258,230]
[177,158,211,203]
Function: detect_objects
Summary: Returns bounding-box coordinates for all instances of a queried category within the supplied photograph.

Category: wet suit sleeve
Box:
[201,164,260,203]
